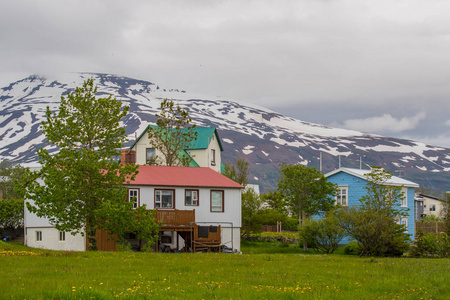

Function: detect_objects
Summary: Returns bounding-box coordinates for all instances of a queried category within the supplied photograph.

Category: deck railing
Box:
[155,209,195,226]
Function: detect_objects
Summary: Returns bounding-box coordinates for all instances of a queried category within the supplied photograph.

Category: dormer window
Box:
[211,149,216,166]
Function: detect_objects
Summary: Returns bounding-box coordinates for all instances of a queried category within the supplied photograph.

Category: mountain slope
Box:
[1,73,449,191]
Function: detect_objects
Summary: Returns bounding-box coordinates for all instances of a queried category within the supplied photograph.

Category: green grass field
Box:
[1,240,449,299]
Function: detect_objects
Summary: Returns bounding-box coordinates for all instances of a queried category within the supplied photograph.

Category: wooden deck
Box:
[94,209,222,252]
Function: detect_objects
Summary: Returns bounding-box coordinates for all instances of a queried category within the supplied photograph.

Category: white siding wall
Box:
[137,186,241,227]
[25,227,86,251]
[133,133,168,165]
[24,200,86,251]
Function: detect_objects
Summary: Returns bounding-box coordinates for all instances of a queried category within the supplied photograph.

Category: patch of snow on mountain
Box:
[401,156,417,162]
[261,151,269,156]
[268,115,363,138]
[428,156,439,162]
[242,145,255,155]
[416,166,427,171]
[222,138,233,144]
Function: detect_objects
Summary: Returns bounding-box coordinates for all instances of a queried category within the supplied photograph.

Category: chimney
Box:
[121,149,136,164]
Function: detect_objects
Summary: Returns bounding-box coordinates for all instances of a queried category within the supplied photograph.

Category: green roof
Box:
[129,125,223,167]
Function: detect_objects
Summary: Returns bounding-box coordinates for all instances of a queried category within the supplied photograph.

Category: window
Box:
[400,188,407,207]
[400,217,408,230]
[146,148,156,164]
[211,149,216,166]
[335,186,348,206]
[211,190,224,212]
[155,189,175,209]
[36,231,42,242]
[128,188,139,209]
[430,204,436,212]
[185,189,199,206]
[59,231,65,241]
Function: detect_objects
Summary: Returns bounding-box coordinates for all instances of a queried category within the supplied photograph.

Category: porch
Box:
[94,209,222,252]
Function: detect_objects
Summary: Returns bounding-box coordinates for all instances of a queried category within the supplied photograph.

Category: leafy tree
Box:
[277,164,336,227]
[0,160,27,200]
[223,157,250,187]
[337,167,411,256]
[260,189,287,214]
[0,161,27,230]
[0,198,24,230]
[241,188,264,236]
[147,99,197,166]
[277,164,336,250]
[24,79,145,250]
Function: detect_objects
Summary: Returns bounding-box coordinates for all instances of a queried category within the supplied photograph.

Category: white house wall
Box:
[135,186,241,227]
[133,133,168,165]
[25,227,86,251]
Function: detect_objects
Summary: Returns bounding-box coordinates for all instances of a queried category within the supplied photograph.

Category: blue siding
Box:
[327,171,415,243]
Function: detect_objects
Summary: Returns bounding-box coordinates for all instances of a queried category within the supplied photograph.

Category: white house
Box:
[415,194,447,219]
[127,126,223,173]
[24,165,243,252]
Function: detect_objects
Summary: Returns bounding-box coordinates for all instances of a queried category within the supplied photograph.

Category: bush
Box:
[410,232,450,258]
[283,218,299,231]
[344,241,362,255]
[299,210,345,254]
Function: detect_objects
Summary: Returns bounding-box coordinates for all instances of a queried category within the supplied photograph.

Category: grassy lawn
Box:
[1,241,450,299]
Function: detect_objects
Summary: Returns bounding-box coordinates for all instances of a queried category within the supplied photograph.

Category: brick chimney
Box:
[121,149,136,164]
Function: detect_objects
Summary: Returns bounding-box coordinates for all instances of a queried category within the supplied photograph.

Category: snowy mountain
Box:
[1,73,449,191]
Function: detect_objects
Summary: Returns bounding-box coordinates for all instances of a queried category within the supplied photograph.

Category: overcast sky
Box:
[2,0,450,147]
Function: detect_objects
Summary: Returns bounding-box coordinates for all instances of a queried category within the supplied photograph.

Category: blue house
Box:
[325,168,419,240]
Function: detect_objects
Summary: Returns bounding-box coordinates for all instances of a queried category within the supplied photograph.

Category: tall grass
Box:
[1,241,449,299]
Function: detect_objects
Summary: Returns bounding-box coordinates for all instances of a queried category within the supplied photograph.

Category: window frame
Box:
[59,231,65,241]
[36,231,42,242]
[211,149,216,166]
[128,188,140,209]
[210,190,224,212]
[185,189,199,206]
[155,189,175,209]
[429,204,436,212]
[335,186,348,206]
[146,148,156,164]
[400,188,408,207]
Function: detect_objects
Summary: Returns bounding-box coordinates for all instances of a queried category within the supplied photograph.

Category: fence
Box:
[415,221,446,236]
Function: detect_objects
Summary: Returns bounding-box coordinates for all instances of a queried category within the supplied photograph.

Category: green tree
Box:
[260,189,287,214]
[337,167,411,256]
[24,79,143,250]
[147,99,197,166]
[277,164,336,250]
[223,157,250,187]
[0,198,24,230]
[277,164,336,227]
[241,188,264,236]
[0,161,27,230]
[0,160,27,200]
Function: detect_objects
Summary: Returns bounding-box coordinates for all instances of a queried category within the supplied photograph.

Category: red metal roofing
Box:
[127,165,243,189]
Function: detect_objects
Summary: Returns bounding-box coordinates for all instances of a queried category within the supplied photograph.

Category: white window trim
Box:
[185,189,199,206]
[155,189,175,209]
[335,186,348,206]
[59,231,66,241]
[128,188,139,209]
[400,188,408,207]
[36,231,42,242]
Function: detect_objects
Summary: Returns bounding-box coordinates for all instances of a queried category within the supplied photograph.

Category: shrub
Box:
[410,232,450,258]
[283,217,299,231]
[344,241,361,255]
[299,210,345,254]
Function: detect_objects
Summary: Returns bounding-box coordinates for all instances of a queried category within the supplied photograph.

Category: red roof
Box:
[128,165,244,189]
